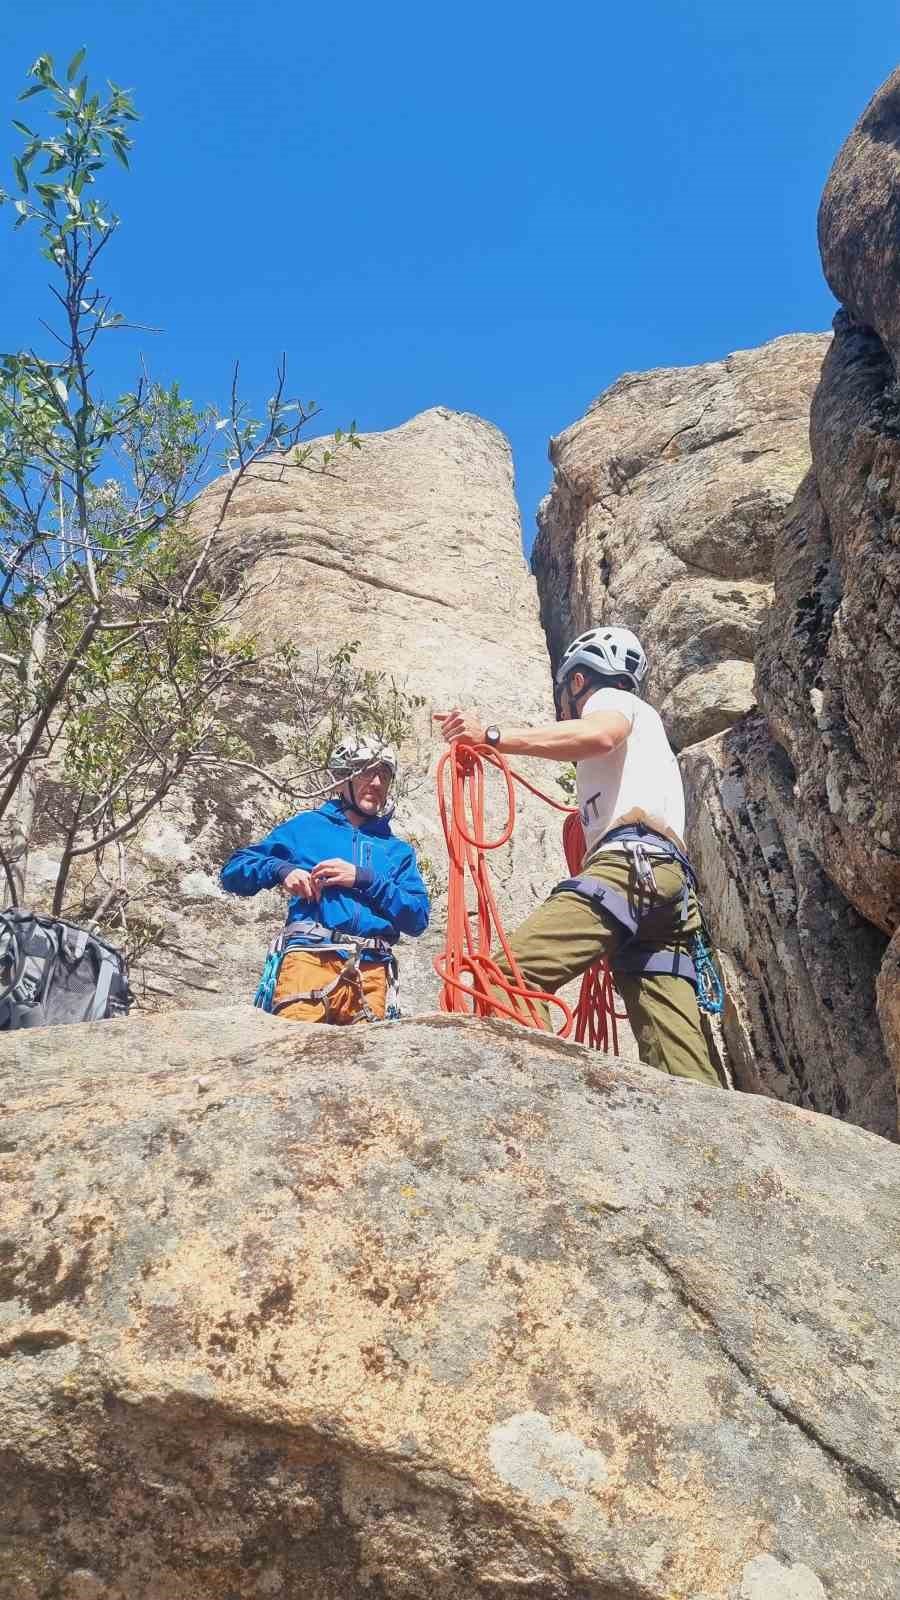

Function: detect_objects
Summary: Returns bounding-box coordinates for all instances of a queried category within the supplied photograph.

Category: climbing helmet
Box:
[555,625,648,693]
[329,735,398,783]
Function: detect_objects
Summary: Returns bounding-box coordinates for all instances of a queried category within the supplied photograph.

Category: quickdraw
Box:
[692,929,725,1016]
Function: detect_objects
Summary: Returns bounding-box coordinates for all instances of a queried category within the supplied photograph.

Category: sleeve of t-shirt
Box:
[581,687,637,727]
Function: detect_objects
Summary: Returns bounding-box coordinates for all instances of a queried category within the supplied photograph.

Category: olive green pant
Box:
[494,849,721,1088]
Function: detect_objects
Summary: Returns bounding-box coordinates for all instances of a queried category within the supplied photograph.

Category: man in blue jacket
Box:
[221,737,429,1024]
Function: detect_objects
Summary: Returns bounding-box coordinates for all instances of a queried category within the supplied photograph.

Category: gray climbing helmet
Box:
[555,625,648,694]
[329,735,398,783]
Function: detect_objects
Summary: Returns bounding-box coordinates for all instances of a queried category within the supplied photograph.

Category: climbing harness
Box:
[551,821,724,1010]
[435,743,626,1047]
[435,745,725,1042]
[254,918,399,1023]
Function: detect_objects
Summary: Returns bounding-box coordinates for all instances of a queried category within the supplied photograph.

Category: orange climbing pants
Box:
[273,949,388,1024]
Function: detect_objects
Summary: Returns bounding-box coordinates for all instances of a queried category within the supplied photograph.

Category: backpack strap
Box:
[0,913,26,1007]
[87,953,118,1021]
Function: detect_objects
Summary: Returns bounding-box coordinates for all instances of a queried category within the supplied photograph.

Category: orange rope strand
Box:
[435,743,627,1049]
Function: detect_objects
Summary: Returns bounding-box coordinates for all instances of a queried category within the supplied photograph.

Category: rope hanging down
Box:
[435,742,625,1049]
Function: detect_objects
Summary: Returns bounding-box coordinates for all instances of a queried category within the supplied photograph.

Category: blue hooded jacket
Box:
[220,798,429,954]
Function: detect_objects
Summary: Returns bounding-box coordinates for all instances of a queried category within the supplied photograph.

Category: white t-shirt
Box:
[575,688,685,854]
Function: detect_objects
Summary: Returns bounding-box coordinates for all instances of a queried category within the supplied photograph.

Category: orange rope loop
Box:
[435,743,627,1051]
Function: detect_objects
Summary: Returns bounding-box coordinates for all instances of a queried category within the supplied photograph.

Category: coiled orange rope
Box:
[435,743,625,1049]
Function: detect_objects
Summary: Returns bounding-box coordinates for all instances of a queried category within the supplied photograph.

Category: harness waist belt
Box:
[595,824,697,886]
[279,918,394,960]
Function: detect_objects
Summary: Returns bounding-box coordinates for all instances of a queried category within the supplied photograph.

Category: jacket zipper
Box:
[350,829,360,933]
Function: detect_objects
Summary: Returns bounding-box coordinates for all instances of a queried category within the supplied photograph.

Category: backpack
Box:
[0,909,132,1030]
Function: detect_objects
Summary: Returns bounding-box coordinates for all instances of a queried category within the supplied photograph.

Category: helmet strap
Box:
[560,673,594,719]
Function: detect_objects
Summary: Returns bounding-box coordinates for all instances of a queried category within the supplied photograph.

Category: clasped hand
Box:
[280,859,358,899]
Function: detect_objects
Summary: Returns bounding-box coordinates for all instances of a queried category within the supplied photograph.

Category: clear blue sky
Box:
[1,3,895,550]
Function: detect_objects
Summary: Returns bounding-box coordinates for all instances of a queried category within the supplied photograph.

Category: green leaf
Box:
[17,84,46,101]
[12,157,28,194]
[110,141,129,169]
[11,119,33,137]
[66,47,86,83]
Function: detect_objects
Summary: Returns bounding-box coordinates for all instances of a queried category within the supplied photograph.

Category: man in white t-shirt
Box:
[436,624,721,1087]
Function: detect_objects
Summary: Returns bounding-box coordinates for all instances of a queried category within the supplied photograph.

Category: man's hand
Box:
[310,858,358,895]
[280,867,315,899]
[434,708,484,745]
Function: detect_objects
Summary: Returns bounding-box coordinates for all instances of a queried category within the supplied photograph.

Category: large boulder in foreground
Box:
[2,1009,899,1599]
[532,334,828,750]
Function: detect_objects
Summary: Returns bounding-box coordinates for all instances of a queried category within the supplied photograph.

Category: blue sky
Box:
[0,2,896,550]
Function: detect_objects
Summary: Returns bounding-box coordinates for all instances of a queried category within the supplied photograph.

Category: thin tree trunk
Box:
[7,614,49,904]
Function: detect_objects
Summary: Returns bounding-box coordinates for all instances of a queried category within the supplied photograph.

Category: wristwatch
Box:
[484,725,502,748]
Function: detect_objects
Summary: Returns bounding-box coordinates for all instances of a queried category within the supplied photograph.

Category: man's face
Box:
[344,762,393,815]
[560,672,585,720]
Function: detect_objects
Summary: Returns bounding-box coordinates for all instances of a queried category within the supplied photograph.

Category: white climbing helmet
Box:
[555,625,648,694]
[329,735,398,783]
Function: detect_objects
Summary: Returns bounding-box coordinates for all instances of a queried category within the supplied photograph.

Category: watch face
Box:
[485,725,501,746]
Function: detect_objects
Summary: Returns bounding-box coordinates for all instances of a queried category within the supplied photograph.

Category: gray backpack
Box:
[0,909,132,1030]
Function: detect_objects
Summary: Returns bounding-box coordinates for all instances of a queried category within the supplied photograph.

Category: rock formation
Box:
[532,334,828,751]
[112,408,581,1027]
[681,714,891,1130]
[756,68,900,1112]
[3,1010,899,1599]
[529,335,900,1133]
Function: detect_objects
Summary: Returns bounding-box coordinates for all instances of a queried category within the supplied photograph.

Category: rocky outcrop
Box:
[105,408,581,1026]
[529,336,895,1131]
[3,1010,900,1599]
[532,334,828,750]
[818,66,900,368]
[681,716,892,1132]
[755,69,900,1115]
[756,326,900,937]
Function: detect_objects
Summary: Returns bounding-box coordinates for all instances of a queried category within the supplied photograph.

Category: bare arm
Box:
[435,708,631,760]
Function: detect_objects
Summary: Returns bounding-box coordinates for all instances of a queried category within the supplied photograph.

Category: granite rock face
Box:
[681,715,892,1135]
[756,323,900,937]
[756,68,900,1112]
[2,1010,899,1599]
[110,408,584,1027]
[818,65,900,367]
[532,334,828,751]
[529,334,896,1131]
